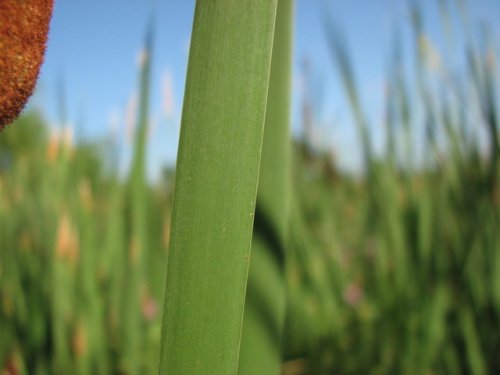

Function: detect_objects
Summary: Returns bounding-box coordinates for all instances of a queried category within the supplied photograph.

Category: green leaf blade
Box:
[159,1,278,374]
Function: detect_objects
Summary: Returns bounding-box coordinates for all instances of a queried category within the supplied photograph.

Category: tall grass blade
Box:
[159,1,278,374]
[123,22,154,374]
[238,0,293,374]
[323,20,373,173]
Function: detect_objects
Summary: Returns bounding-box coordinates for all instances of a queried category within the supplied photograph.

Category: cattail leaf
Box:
[238,0,293,374]
[159,1,278,374]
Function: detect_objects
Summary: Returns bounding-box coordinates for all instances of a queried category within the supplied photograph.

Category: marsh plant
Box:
[0,0,499,374]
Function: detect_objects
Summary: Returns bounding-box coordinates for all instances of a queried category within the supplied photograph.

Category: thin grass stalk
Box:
[237,0,293,374]
[123,24,153,374]
[323,21,373,174]
[158,1,278,374]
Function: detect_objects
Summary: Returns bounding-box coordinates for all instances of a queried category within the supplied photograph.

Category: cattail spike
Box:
[0,0,54,130]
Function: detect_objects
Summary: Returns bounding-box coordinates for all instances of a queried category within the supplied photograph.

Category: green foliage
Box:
[0,1,499,374]
[158,1,278,374]
[0,111,47,171]
[0,27,167,375]
[281,2,500,374]
[238,1,293,374]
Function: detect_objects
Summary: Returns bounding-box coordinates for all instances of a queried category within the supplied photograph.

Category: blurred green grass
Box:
[1,1,499,374]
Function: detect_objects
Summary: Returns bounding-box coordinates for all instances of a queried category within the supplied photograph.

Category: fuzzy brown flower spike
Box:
[0,0,54,130]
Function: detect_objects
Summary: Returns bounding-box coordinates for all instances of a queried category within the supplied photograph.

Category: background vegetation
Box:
[0,1,499,374]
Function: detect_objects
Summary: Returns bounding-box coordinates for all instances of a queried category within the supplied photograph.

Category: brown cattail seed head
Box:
[0,0,54,130]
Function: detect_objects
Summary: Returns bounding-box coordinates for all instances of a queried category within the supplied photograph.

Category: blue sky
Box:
[30,0,500,180]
